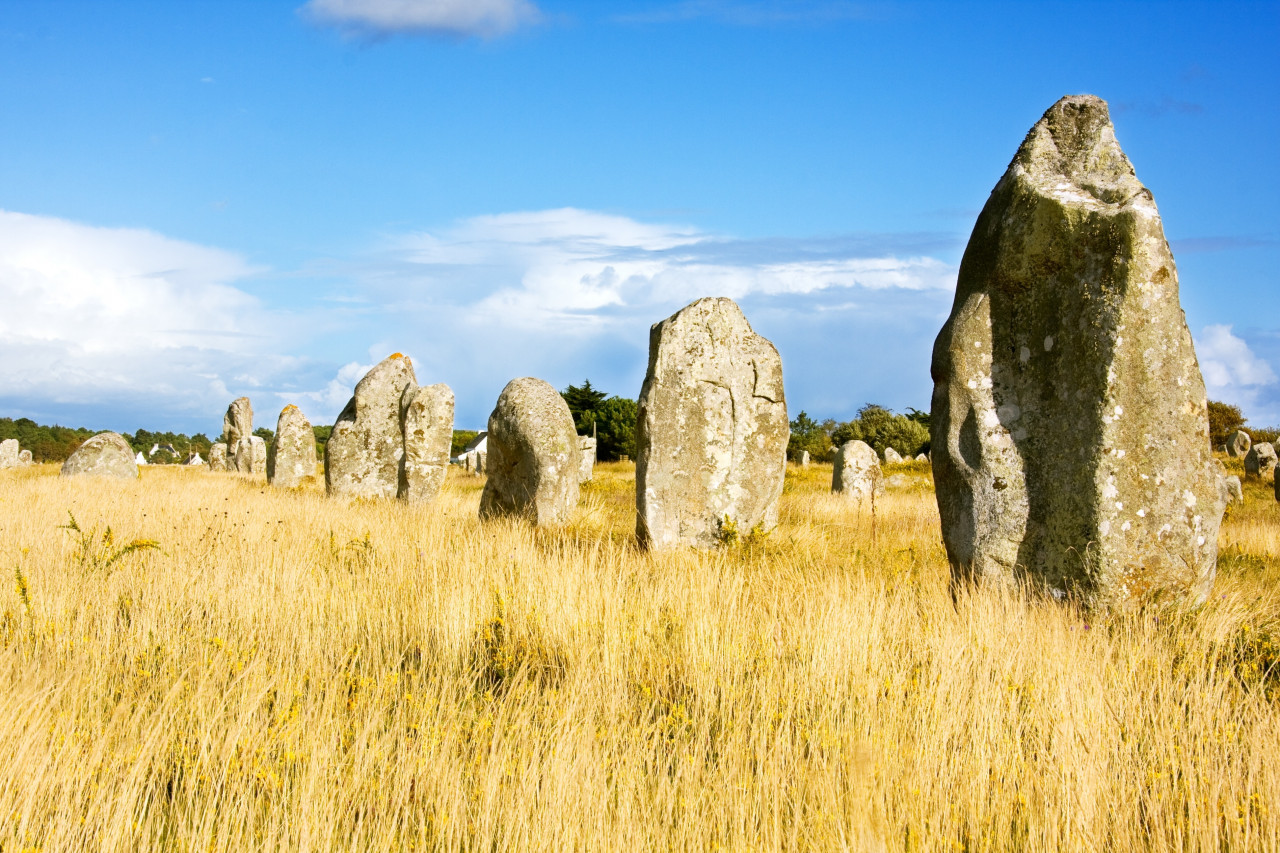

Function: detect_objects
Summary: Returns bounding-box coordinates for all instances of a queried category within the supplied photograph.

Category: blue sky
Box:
[1,0,1277,435]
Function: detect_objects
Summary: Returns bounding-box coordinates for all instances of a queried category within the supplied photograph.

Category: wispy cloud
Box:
[1111,96,1203,117]
[300,0,541,40]
[615,0,882,26]
[1171,235,1276,254]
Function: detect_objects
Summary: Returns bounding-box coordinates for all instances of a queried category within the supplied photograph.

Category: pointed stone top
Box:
[1010,94,1146,210]
[389,352,405,359]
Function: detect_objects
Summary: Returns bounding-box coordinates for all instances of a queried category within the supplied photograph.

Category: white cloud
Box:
[301,0,541,38]
[0,209,310,424]
[389,207,954,329]
[1196,324,1278,417]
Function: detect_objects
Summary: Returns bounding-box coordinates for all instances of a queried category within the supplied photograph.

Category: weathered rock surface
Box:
[18,449,32,466]
[234,436,267,476]
[635,297,788,549]
[915,453,929,462]
[479,378,580,525]
[832,440,883,501]
[223,397,253,446]
[400,383,454,503]
[60,432,138,479]
[929,95,1223,609]
[0,439,18,469]
[210,443,227,470]
[268,405,317,488]
[1226,430,1251,458]
[800,450,810,467]
[1245,442,1277,479]
[883,447,903,464]
[1225,476,1243,504]
[578,436,597,483]
[326,354,417,499]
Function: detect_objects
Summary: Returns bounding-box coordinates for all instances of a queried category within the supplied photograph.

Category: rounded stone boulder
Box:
[1244,442,1277,479]
[883,447,903,464]
[18,449,33,466]
[479,377,580,526]
[832,440,883,501]
[60,432,139,480]
[209,443,228,470]
[268,405,317,488]
[1225,430,1251,458]
[0,439,18,469]
[326,353,417,499]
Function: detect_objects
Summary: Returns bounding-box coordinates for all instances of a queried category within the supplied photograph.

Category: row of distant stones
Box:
[40,95,1267,609]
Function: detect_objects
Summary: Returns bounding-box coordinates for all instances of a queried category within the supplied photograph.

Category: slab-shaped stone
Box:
[400,383,454,504]
[210,443,227,470]
[1245,442,1277,479]
[930,95,1223,609]
[326,354,417,499]
[1226,430,1251,458]
[0,439,17,469]
[635,297,788,549]
[60,432,138,479]
[234,436,267,476]
[268,405,317,488]
[800,450,810,468]
[480,377,580,525]
[578,435,597,483]
[223,397,253,446]
[832,440,883,501]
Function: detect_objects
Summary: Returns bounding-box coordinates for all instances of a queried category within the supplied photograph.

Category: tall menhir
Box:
[930,95,1224,609]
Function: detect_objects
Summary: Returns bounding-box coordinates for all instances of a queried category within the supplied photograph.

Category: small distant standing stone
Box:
[1226,430,1252,458]
[1224,475,1243,504]
[60,432,139,480]
[800,450,810,468]
[475,451,487,475]
[578,435,597,483]
[915,453,928,462]
[480,377,580,525]
[832,440,883,501]
[210,443,227,470]
[235,436,267,476]
[268,405,317,488]
[0,439,18,469]
[224,397,253,445]
[883,447,903,464]
[18,449,33,466]
[1244,442,1278,479]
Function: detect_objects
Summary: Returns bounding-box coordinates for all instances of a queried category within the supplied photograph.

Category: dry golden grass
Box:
[0,458,1277,851]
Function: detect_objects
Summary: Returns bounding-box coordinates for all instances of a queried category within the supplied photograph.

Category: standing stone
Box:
[400,383,455,503]
[210,443,227,470]
[915,453,929,462]
[223,397,253,445]
[326,354,417,499]
[1225,476,1243,504]
[635,297,788,549]
[480,378,580,525]
[475,451,487,475]
[463,452,474,473]
[1226,430,1251,458]
[268,405,317,488]
[0,439,18,469]
[883,447,903,464]
[234,436,267,475]
[800,450,810,468]
[18,449,33,466]
[578,435,597,483]
[930,95,1223,609]
[60,432,138,479]
[832,440,883,501]
[1244,442,1277,479]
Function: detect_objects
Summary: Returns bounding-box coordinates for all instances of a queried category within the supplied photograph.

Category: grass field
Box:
[1,459,1277,851]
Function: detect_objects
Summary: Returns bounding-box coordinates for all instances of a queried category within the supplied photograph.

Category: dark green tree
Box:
[1207,400,1246,448]
[594,396,637,461]
[787,410,832,462]
[561,380,608,434]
